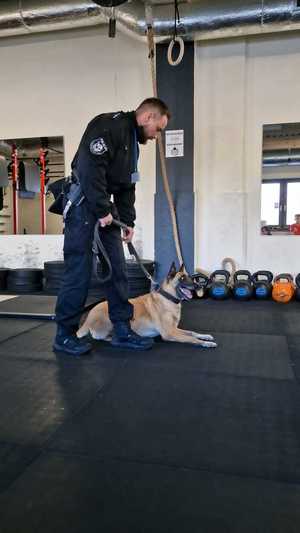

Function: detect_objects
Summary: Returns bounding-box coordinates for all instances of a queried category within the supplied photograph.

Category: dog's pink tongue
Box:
[181,288,192,299]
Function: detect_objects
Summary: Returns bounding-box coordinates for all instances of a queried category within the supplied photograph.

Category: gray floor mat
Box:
[47,364,300,482]
[0,357,122,446]
[1,452,300,533]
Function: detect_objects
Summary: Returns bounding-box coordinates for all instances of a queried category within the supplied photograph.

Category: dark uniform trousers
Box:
[55,200,134,335]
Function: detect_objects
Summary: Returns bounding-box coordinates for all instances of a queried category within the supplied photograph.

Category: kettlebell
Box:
[209,270,230,300]
[272,273,295,303]
[232,270,253,301]
[295,273,300,301]
[252,270,273,300]
[191,273,209,299]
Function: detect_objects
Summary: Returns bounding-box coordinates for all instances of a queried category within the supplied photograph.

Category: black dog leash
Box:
[93,218,158,289]
[111,218,158,288]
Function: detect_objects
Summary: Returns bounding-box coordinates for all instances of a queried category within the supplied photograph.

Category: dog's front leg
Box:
[176,328,215,342]
[161,327,217,348]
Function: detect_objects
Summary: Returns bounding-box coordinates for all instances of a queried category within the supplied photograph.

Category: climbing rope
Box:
[146,20,185,268]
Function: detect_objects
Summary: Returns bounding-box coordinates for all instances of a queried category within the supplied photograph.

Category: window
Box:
[261,182,280,225]
[286,181,300,224]
[261,178,300,228]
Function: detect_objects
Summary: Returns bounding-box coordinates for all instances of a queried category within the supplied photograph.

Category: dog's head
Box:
[163,262,195,301]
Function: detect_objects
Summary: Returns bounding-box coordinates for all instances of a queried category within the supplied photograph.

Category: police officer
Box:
[53,98,170,355]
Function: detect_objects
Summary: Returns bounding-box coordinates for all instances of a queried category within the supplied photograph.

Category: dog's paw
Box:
[90,330,105,340]
[200,340,217,348]
[196,334,215,341]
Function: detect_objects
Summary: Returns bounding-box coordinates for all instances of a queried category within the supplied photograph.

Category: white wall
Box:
[0,27,155,268]
[195,32,300,277]
[2,26,300,276]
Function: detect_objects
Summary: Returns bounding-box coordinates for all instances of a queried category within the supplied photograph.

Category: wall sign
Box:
[165,129,184,158]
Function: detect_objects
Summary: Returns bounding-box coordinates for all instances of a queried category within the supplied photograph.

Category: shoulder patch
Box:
[90,137,108,156]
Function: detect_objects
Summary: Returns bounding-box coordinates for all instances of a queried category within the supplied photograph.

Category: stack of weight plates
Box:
[44,261,65,293]
[0,268,9,290]
[7,268,43,293]
[42,258,156,298]
[127,259,155,298]
[43,260,106,298]
[89,258,155,299]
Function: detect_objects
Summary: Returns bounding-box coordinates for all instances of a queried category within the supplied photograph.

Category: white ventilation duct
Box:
[0,1,300,42]
[263,149,300,166]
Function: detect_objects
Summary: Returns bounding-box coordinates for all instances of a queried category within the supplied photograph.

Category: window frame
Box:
[261,177,300,229]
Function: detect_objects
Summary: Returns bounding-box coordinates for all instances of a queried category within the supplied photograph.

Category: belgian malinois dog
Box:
[77,263,217,348]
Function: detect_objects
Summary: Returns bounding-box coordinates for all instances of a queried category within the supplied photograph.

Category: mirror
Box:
[261,123,300,236]
[0,136,65,235]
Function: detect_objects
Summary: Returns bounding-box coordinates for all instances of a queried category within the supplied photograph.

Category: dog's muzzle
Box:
[176,276,195,300]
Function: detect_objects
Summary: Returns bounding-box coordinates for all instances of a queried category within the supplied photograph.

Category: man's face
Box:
[137,112,168,144]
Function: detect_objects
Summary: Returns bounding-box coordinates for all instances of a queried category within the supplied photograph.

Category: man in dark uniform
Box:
[53,97,170,355]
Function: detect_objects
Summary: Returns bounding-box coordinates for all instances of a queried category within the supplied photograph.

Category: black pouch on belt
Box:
[48,177,68,215]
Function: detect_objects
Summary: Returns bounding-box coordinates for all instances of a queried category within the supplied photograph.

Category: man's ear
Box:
[167,261,177,280]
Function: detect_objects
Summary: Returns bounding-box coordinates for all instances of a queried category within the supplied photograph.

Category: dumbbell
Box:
[232,270,253,301]
[296,274,300,302]
[272,273,295,303]
[209,270,230,300]
[252,270,273,300]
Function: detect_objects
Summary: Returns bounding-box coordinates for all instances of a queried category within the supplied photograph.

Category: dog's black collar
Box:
[157,288,181,304]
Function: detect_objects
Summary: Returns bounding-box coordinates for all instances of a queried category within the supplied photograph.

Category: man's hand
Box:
[122,226,134,243]
[99,213,113,227]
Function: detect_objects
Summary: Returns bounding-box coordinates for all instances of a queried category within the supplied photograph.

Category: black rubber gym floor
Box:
[1,296,300,532]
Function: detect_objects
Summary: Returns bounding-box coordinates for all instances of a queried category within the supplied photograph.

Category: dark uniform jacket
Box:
[72,111,138,227]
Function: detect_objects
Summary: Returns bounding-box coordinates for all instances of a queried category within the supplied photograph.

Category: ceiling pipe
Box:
[0,1,300,42]
[263,149,300,166]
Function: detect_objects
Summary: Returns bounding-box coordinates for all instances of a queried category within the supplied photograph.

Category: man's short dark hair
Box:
[137,98,171,120]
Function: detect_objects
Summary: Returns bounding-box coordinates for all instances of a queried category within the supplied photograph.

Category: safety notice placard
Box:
[165,129,184,158]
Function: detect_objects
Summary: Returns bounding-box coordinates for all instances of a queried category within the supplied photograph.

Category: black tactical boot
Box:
[111,321,153,350]
[53,326,92,356]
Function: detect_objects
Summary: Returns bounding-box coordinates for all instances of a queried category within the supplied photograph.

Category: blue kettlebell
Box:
[233,270,253,301]
[209,270,230,300]
[252,270,273,300]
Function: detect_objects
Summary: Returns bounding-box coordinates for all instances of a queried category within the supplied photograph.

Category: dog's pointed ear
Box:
[167,261,177,280]
[179,263,185,273]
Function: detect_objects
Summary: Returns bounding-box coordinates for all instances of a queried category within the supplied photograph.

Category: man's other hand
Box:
[99,213,113,227]
[122,226,134,243]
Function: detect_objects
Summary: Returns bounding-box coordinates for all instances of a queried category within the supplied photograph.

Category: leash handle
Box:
[92,221,113,283]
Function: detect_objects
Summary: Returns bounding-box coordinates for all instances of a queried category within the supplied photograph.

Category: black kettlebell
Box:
[209,270,230,300]
[233,270,253,301]
[295,274,300,301]
[191,273,209,298]
[252,270,273,300]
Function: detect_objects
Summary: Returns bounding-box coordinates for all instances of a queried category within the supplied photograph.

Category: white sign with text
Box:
[165,129,184,158]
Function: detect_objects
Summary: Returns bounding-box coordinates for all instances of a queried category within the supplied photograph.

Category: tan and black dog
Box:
[77,263,217,348]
